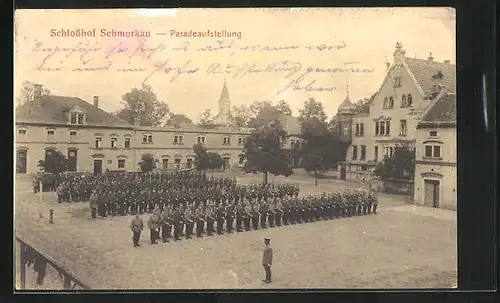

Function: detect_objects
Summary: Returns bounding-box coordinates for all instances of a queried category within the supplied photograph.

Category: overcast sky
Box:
[14,8,455,121]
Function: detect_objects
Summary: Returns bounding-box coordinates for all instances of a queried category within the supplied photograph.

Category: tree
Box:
[37,151,68,175]
[353,93,376,115]
[241,121,293,185]
[207,152,225,174]
[299,98,328,124]
[249,100,273,118]
[167,114,192,127]
[138,154,156,172]
[374,144,415,180]
[193,143,210,171]
[300,117,349,185]
[115,85,170,127]
[198,109,217,129]
[230,105,252,127]
[247,105,283,129]
[15,81,50,107]
[275,100,293,116]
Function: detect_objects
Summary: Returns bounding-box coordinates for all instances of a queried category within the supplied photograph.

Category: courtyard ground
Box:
[14,172,457,290]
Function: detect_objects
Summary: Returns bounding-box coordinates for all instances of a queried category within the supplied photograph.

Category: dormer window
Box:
[69,108,86,125]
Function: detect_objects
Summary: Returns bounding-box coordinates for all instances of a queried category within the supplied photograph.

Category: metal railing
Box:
[15,237,90,290]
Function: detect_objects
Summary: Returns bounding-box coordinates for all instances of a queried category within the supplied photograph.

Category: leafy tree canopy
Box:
[138,154,156,172]
[374,144,415,180]
[115,85,170,127]
[167,114,192,127]
[16,81,50,107]
[198,109,217,129]
[299,97,328,124]
[37,150,68,174]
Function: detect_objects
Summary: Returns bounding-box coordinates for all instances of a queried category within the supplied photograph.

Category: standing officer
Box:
[206,204,216,236]
[184,205,194,239]
[252,202,261,230]
[56,182,66,203]
[275,199,283,227]
[194,206,205,238]
[262,237,273,284]
[90,190,98,219]
[130,214,144,247]
[268,201,276,228]
[216,203,225,235]
[235,203,244,232]
[260,201,268,229]
[147,211,160,244]
[225,203,235,233]
[173,206,182,241]
[243,201,252,231]
[160,208,171,243]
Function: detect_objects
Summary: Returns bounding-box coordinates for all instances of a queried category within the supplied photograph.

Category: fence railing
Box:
[15,237,90,290]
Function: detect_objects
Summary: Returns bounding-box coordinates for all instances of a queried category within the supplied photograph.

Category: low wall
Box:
[371,178,414,196]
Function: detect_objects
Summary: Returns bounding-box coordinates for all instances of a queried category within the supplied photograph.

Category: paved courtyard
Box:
[14,172,457,290]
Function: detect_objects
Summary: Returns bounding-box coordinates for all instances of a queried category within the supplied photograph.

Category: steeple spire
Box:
[218,78,231,119]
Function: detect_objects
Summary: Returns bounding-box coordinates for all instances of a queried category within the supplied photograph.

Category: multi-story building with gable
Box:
[15,82,253,175]
[335,42,456,182]
[413,92,456,210]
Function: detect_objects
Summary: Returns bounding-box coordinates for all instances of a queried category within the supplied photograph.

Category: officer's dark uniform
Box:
[194,207,205,237]
[216,205,225,235]
[235,204,243,232]
[206,207,215,236]
[252,204,260,230]
[225,204,234,233]
[260,203,268,229]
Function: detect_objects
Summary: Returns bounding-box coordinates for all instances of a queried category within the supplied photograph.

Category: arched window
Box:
[383,97,388,108]
[401,94,407,107]
[45,148,56,160]
[389,97,394,108]
[407,94,413,106]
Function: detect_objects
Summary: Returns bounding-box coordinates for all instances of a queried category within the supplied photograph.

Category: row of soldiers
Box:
[89,182,300,218]
[134,190,378,244]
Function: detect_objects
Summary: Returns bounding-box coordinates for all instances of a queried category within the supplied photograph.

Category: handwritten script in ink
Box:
[29,39,374,94]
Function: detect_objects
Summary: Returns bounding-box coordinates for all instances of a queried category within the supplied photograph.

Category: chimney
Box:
[33,84,42,99]
[93,96,99,108]
[428,52,434,61]
[393,42,406,62]
[444,60,450,63]
[134,117,140,126]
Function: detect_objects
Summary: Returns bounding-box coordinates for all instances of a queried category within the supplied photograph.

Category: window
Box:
[361,165,368,171]
[360,145,366,160]
[355,123,364,136]
[107,160,112,164]
[401,94,407,107]
[18,129,26,135]
[186,158,193,168]
[197,136,206,144]
[70,112,85,125]
[95,137,102,148]
[174,135,183,145]
[45,149,54,160]
[352,145,358,160]
[394,77,402,87]
[174,158,181,168]
[125,137,131,148]
[142,134,153,143]
[400,120,407,136]
[69,131,77,143]
[290,139,296,149]
[375,122,379,136]
[407,94,413,106]
[379,122,385,135]
[374,146,379,161]
[47,130,55,142]
[355,124,360,135]
[424,145,441,159]
[385,121,391,135]
[238,137,246,146]
[383,97,388,108]
[118,159,125,169]
[223,136,231,145]
[388,97,394,108]
[433,146,441,158]
[162,159,169,169]
[429,131,438,137]
[111,137,118,148]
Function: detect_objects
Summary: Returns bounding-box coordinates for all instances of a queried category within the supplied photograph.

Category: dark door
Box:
[340,166,346,180]
[223,157,230,170]
[424,180,440,208]
[16,150,27,174]
[93,159,102,175]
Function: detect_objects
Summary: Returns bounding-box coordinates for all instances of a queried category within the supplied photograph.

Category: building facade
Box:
[336,42,456,181]
[15,84,251,175]
[413,92,456,210]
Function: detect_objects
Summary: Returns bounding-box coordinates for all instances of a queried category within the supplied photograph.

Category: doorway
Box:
[16,149,27,174]
[424,179,440,208]
[340,166,346,180]
[93,159,103,175]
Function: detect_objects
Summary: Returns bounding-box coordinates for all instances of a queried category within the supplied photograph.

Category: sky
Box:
[14,8,455,121]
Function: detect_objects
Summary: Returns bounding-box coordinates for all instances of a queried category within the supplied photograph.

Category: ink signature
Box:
[277,72,336,95]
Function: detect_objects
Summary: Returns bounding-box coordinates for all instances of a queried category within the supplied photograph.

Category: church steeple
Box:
[218,78,231,118]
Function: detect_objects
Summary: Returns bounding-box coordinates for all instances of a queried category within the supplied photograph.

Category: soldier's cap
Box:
[264,237,270,241]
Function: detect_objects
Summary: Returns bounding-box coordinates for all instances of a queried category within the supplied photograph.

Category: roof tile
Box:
[405,57,456,96]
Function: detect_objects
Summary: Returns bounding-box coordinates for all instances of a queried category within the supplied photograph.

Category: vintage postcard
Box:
[14,8,457,290]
